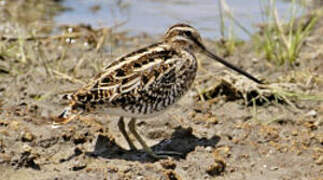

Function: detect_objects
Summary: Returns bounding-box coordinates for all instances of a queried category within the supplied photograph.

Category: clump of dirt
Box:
[0,1,322,180]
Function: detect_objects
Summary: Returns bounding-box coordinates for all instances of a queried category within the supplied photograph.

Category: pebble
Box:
[270,166,279,171]
[136,176,144,180]
[22,144,32,153]
[21,132,34,142]
[71,159,87,171]
[315,155,323,165]
[205,146,213,153]
[206,159,226,176]
[305,110,317,117]
[291,130,298,136]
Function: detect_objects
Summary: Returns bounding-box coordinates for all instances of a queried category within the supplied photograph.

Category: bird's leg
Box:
[128,118,161,158]
[117,117,137,151]
[128,118,182,159]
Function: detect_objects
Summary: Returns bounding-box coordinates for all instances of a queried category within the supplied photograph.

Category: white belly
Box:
[104,106,169,119]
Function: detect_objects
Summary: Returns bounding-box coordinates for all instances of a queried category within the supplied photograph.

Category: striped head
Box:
[164,24,204,52]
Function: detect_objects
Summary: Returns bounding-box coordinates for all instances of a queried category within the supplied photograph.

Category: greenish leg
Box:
[117,116,137,151]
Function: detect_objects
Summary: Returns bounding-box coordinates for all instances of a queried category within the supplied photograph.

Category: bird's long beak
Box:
[195,39,263,84]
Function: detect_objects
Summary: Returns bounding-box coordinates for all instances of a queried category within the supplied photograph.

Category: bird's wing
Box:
[72,43,184,104]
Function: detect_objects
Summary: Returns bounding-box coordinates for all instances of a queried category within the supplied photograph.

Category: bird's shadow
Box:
[85,126,220,162]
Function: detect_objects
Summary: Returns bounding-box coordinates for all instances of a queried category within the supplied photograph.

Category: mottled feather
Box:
[69,41,197,117]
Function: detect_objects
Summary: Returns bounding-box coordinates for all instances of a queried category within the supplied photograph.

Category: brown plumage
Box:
[55,23,262,159]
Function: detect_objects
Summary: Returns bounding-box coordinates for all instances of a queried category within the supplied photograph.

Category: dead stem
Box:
[52,69,85,85]
[96,28,109,52]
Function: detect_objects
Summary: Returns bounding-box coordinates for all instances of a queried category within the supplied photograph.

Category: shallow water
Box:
[55,0,304,39]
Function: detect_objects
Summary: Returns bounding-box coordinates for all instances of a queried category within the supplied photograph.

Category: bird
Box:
[54,23,262,159]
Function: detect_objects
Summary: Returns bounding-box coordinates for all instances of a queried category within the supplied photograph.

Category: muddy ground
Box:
[0,1,322,180]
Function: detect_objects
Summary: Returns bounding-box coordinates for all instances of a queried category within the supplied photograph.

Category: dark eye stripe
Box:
[166,26,195,36]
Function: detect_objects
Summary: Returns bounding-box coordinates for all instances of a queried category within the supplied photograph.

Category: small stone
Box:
[9,121,19,130]
[270,166,279,171]
[208,116,218,124]
[315,155,323,165]
[136,176,144,180]
[232,138,239,144]
[71,159,87,171]
[251,58,259,63]
[305,110,317,117]
[291,130,298,136]
[205,146,213,153]
[250,162,255,167]
[304,122,317,130]
[22,144,32,153]
[21,132,34,142]
[206,159,226,176]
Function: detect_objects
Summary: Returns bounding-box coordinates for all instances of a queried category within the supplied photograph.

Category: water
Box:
[55,0,304,40]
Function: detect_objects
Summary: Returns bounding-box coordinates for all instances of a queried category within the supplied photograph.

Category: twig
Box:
[218,0,226,38]
[72,57,85,76]
[52,70,85,85]
[96,28,109,52]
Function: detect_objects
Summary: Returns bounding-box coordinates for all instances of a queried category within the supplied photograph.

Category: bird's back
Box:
[70,42,198,118]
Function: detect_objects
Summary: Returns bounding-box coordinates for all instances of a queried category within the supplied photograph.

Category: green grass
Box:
[254,0,318,66]
[217,0,245,56]
[219,0,318,66]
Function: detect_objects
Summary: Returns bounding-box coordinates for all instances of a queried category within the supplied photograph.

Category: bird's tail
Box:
[53,94,83,125]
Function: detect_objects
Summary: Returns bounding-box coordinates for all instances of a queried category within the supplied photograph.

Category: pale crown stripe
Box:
[168,26,195,33]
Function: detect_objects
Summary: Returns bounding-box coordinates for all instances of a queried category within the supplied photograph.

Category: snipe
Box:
[55,24,262,159]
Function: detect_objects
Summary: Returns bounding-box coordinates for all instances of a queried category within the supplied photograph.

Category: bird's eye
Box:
[184,31,192,36]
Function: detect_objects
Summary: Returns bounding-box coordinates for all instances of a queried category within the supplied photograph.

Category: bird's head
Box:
[164,23,203,52]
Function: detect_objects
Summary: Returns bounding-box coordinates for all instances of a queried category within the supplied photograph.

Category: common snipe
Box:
[55,24,262,159]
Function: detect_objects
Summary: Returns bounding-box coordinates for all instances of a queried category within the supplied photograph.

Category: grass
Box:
[255,0,318,66]
[218,0,318,66]
[217,0,245,56]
